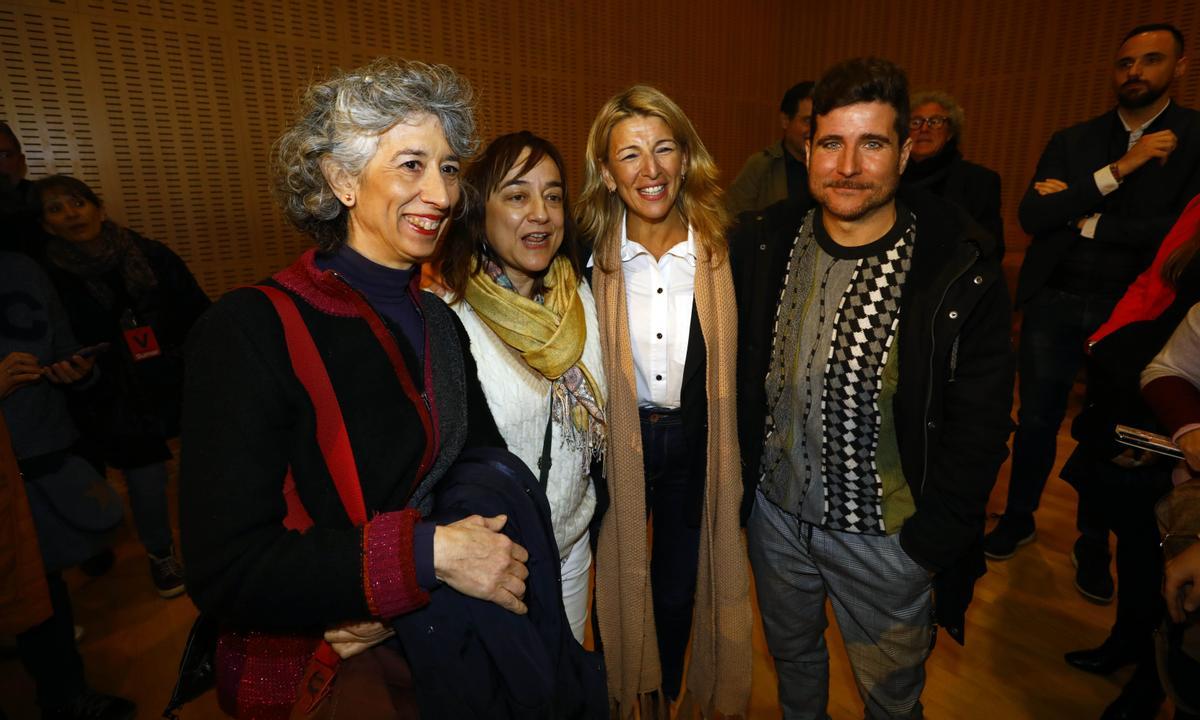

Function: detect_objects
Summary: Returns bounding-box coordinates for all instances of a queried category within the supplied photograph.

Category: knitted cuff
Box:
[362,509,430,619]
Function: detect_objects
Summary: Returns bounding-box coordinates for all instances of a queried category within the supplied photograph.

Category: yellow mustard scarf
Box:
[463,255,604,436]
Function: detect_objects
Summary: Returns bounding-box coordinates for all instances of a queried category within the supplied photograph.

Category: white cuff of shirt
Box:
[1079,214,1100,239]
[1093,165,1120,195]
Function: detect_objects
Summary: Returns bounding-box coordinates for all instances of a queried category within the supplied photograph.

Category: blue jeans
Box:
[1006,288,1119,527]
[640,408,700,701]
[125,461,173,556]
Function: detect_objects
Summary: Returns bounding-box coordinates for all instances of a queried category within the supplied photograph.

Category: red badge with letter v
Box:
[123,325,162,361]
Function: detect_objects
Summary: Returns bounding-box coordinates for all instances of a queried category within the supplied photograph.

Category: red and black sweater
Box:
[180,250,502,632]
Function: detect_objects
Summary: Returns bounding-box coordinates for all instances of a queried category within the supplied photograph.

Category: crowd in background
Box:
[1,19,1199,720]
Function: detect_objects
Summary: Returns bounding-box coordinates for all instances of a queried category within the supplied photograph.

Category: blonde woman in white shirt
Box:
[437,131,606,644]
[576,86,751,717]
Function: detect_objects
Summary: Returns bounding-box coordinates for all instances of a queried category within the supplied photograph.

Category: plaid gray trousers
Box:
[748,489,935,720]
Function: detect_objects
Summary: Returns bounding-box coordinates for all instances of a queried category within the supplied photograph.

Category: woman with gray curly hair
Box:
[901,89,1005,255]
[179,58,535,718]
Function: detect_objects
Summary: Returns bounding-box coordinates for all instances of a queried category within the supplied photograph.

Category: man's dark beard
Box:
[1118,80,1167,109]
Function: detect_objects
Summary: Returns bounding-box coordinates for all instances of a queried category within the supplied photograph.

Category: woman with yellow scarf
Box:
[437,131,606,644]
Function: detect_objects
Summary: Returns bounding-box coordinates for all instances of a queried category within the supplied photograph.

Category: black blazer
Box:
[583,265,708,527]
[1015,102,1200,305]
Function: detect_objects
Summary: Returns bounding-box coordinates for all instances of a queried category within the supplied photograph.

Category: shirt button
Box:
[656,333,663,339]
[972,275,983,285]
[656,374,663,381]
[657,288,664,294]
[759,243,766,251]
[948,310,959,319]
[927,420,937,429]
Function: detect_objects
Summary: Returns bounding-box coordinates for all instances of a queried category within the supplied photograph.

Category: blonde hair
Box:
[576,85,729,270]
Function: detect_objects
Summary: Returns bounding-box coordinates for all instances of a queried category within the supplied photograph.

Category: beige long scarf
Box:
[593,230,752,719]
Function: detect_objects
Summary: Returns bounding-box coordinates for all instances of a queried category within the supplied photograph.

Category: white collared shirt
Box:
[618,214,696,408]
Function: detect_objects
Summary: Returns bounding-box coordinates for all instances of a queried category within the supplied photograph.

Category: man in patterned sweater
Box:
[732,57,1014,719]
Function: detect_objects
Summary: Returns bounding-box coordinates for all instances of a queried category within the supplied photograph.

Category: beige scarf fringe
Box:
[593,231,752,719]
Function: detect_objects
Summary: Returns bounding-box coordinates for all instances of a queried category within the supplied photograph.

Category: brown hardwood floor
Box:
[0,408,1178,718]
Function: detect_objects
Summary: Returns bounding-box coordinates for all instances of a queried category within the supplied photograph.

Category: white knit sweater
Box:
[451,281,606,558]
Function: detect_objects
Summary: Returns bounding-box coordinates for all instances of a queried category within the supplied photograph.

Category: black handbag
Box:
[162,613,219,719]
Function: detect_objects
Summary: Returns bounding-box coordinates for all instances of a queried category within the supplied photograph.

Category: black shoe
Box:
[78,549,115,578]
[983,513,1036,560]
[148,546,185,599]
[1072,536,1114,604]
[1065,637,1138,675]
[42,690,135,720]
[1100,665,1164,720]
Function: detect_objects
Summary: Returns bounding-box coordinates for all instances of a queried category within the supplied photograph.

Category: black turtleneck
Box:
[902,137,960,195]
[315,244,425,366]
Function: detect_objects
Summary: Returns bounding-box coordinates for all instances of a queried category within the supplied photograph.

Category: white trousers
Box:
[560,531,592,644]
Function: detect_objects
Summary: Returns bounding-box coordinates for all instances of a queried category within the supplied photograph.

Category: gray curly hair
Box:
[910,89,966,144]
[272,58,479,251]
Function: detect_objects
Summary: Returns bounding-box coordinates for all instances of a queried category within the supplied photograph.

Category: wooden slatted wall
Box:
[4,1,1199,294]
[776,0,1200,275]
[1,0,785,295]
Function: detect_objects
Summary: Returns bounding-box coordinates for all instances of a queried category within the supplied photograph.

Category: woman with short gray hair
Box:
[180,58,531,717]
[902,89,1005,255]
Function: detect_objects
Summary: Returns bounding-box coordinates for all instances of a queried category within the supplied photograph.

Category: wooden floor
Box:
[0,394,1177,719]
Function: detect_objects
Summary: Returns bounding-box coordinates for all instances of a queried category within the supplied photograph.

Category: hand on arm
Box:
[323,620,396,660]
[0,352,44,399]
[1033,178,1068,195]
[1115,129,1178,178]
[1165,542,1200,623]
[433,514,529,614]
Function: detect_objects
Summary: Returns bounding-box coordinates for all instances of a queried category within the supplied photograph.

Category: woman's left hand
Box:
[323,620,395,660]
[43,354,95,385]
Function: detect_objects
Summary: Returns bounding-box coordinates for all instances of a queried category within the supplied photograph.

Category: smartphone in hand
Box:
[74,342,112,359]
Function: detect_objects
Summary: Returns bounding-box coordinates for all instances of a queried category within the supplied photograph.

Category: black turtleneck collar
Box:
[902,136,961,190]
[315,244,425,365]
[316,244,419,300]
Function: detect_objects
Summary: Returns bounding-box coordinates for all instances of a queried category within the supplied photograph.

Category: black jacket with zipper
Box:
[731,188,1015,643]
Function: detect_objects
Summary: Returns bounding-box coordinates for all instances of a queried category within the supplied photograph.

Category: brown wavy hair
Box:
[576,85,729,271]
[436,131,581,299]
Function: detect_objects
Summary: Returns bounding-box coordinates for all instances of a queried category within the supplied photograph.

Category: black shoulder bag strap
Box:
[536,392,554,489]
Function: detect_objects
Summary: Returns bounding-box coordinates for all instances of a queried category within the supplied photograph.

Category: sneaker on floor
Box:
[1071,536,1114,604]
[983,513,1036,560]
[42,690,135,720]
[148,547,186,599]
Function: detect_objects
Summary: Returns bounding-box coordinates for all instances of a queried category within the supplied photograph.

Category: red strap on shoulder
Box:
[281,469,314,532]
[253,285,365,713]
[254,285,368,527]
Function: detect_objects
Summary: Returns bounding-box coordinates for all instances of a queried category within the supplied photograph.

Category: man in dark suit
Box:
[987,24,1200,593]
